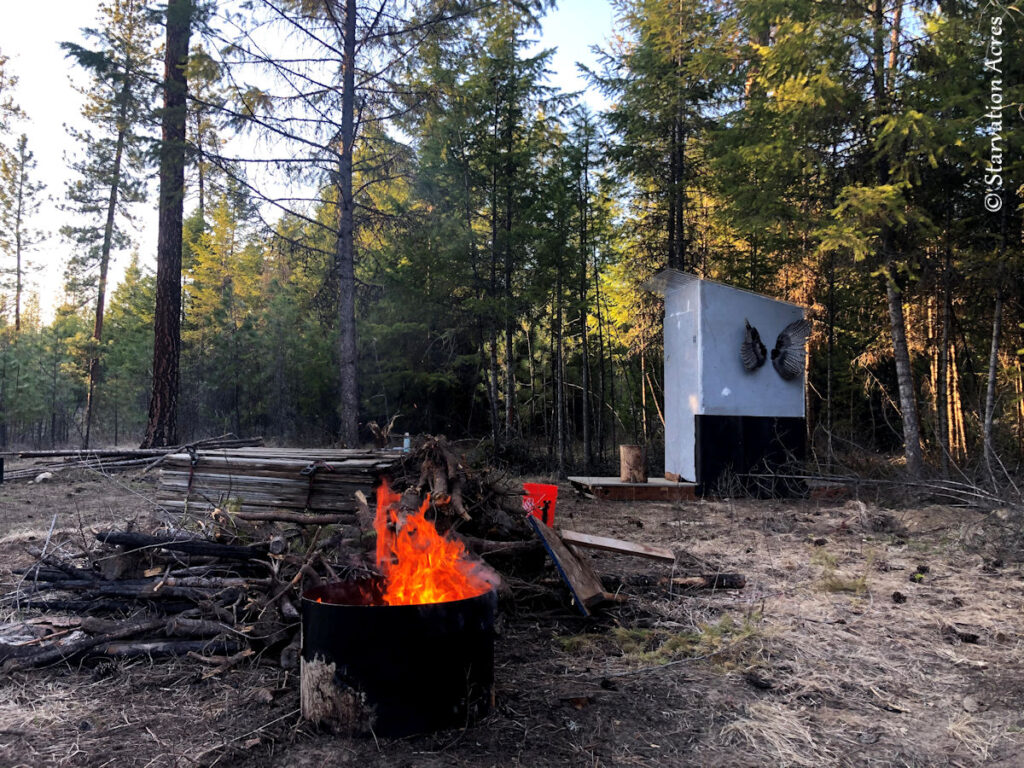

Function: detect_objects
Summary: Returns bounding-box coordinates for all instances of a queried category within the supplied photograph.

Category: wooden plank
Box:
[527,516,608,616]
[565,545,627,606]
[559,530,675,562]
[567,476,696,502]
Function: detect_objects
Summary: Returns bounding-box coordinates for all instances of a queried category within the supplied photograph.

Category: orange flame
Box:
[375,479,493,606]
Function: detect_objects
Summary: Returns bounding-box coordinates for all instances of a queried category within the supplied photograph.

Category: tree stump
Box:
[300,655,375,734]
[619,445,647,483]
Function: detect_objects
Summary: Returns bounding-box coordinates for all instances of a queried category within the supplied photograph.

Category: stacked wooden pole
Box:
[157,447,401,516]
[2,435,265,482]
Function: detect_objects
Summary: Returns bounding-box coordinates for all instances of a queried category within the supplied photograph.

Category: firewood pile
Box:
[155,446,403,516]
[1,435,744,674]
[0,437,535,673]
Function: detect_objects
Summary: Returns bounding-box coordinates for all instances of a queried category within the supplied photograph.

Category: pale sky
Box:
[0,0,614,320]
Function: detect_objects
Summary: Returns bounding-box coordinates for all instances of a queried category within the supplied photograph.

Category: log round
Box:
[619,444,647,483]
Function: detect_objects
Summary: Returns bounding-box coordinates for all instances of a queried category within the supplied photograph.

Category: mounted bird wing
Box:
[740,320,767,372]
[771,319,812,380]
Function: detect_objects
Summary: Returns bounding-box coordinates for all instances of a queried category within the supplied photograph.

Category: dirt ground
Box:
[2,463,1024,767]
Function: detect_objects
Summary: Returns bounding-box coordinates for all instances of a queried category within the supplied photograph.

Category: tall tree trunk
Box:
[937,250,951,476]
[486,103,501,449]
[578,137,592,472]
[871,0,921,475]
[885,277,924,476]
[84,86,131,449]
[502,185,514,438]
[0,344,8,448]
[593,240,607,463]
[13,152,23,334]
[826,250,835,468]
[666,114,686,270]
[555,271,565,477]
[142,0,192,448]
[984,292,1003,486]
[640,346,648,444]
[335,0,359,447]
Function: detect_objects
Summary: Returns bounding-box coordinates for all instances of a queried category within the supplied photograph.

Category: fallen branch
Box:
[3,617,166,671]
[93,638,244,659]
[671,573,746,590]
[96,531,270,561]
[229,510,356,526]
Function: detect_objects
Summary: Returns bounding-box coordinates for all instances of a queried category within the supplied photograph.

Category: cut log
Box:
[671,573,746,590]
[2,617,166,671]
[559,530,675,562]
[229,510,356,526]
[96,530,269,561]
[527,516,610,616]
[92,638,244,659]
[619,445,647,483]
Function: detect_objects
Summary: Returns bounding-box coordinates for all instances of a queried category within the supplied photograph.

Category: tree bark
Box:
[619,444,646,483]
[984,292,1003,486]
[85,82,131,449]
[142,0,192,448]
[335,0,359,447]
[871,0,921,476]
[578,129,592,473]
[555,271,565,477]
[886,276,924,477]
[936,247,951,476]
[13,139,24,334]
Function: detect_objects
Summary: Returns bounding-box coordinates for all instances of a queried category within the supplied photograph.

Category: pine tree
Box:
[103,253,154,444]
[62,0,157,447]
[0,134,45,334]
[143,0,194,448]
[0,49,22,135]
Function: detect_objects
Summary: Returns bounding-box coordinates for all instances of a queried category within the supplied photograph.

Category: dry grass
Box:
[2,474,1024,766]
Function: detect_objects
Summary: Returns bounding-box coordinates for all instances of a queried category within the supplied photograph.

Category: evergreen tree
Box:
[62,0,157,447]
[143,0,194,448]
[0,134,45,334]
[103,253,154,444]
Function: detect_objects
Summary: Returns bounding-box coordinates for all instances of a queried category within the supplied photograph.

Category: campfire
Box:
[373,479,495,606]
[300,479,499,735]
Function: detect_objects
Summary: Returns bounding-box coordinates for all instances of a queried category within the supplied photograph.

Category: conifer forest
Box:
[1,0,1022,483]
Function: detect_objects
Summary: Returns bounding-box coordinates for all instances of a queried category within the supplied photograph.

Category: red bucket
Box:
[522,483,558,527]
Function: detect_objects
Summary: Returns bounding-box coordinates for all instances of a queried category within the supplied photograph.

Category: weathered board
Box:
[559,530,675,562]
[567,476,696,502]
[527,516,610,616]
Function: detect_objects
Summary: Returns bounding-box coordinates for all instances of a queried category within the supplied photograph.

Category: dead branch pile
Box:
[1,437,537,672]
[394,436,531,541]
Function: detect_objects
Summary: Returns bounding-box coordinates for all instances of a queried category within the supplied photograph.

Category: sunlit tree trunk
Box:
[143,0,192,447]
[335,0,359,447]
[984,291,1003,485]
[84,84,130,448]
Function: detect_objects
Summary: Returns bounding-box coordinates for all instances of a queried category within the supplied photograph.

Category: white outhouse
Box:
[645,269,808,495]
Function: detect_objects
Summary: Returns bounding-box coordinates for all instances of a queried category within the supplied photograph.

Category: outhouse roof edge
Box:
[641,268,805,309]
